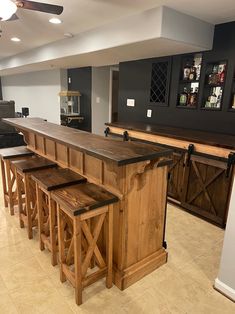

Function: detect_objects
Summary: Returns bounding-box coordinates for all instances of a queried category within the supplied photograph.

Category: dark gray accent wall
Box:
[0,78,3,100]
[118,22,235,135]
[68,67,92,132]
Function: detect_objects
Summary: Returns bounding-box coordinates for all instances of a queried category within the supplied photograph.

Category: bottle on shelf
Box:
[196,63,201,81]
[219,64,226,83]
[216,88,222,108]
[189,62,196,81]
[232,94,235,109]
[179,87,188,106]
[183,62,191,80]
[189,87,198,107]
[209,89,217,108]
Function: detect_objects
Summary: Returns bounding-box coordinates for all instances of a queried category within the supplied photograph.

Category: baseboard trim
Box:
[214,278,235,302]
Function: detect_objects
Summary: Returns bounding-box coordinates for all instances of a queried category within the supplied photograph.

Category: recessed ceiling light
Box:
[11,37,21,42]
[49,17,62,24]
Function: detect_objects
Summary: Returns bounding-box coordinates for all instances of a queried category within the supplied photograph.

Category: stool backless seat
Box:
[51,183,118,305]
[31,168,86,265]
[12,156,57,239]
[0,146,34,215]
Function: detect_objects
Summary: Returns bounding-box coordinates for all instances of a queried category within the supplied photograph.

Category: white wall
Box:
[215,178,235,301]
[91,66,111,135]
[1,69,66,124]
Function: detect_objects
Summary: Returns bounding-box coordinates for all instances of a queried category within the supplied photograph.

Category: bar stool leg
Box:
[74,217,82,306]
[57,206,66,283]
[1,159,8,208]
[36,184,45,251]
[16,170,24,228]
[106,205,113,289]
[25,174,33,239]
[49,197,57,266]
[6,160,14,215]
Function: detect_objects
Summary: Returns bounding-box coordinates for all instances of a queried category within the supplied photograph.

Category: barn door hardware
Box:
[226,152,235,177]
[123,131,129,141]
[186,144,194,166]
[104,127,110,137]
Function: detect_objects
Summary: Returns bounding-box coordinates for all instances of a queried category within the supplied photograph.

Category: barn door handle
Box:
[104,127,110,137]
[123,131,129,141]
[226,152,235,177]
[186,144,194,166]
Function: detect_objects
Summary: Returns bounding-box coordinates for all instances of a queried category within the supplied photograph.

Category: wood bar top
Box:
[0,146,34,160]
[3,118,172,166]
[51,183,119,216]
[106,121,235,151]
[31,168,86,191]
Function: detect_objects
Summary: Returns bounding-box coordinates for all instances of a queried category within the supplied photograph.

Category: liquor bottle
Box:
[189,62,196,80]
[219,65,226,83]
[183,62,191,80]
[232,94,235,109]
[216,89,222,108]
[196,63,201,80]
[188,87,198,107]
[179,88,188,106]
[209,90,217,108]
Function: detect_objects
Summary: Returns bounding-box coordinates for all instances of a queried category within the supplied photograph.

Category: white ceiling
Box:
[0,0,235,61]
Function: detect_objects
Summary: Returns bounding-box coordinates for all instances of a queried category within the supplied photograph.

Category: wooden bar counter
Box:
[3,118,172,290]
[106,121,235,227]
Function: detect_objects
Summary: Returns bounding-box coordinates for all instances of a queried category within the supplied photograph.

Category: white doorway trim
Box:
[108,66,119,123]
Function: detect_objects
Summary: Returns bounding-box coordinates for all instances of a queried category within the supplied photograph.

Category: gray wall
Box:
[1,69,66,124]
[91,66,111,135]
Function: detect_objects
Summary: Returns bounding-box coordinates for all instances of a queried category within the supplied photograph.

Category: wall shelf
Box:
[176,53,202,108]
[201,60,227,110]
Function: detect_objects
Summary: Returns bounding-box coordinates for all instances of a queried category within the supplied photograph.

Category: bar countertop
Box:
[106,121,235,151]
[3,118,172,166]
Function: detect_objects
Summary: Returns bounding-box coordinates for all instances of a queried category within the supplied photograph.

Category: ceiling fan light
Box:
[0,0,17,21]
[49,17,62,24]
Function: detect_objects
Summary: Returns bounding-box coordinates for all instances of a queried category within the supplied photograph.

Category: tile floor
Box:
[0,173,235,313]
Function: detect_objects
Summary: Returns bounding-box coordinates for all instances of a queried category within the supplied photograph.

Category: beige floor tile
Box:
[0,256,47,291]
[0,274,8,295]
[9,277,73,314]
[0,293,19,314]
[34,250,59,276]
[0,240,33,271]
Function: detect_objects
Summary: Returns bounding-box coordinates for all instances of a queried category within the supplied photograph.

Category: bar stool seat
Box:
[13,156,57,239]
[31,168,86,266]
[51,183,118,305]
[0,146,34,215]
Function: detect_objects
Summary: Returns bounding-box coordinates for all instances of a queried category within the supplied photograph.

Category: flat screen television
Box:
[0,101,16,134]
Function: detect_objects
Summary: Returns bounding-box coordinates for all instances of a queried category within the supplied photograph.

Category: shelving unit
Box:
[177,53,202,109]
[201,60,227,110]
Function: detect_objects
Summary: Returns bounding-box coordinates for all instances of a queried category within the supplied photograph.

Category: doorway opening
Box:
[109,67,119,123]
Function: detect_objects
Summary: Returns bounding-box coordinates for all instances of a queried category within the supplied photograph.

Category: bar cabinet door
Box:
[167,149,186,202]
[181,154,232,227]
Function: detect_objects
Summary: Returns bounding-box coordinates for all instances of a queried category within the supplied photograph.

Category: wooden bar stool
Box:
[12,156,57,239]
[51,183,118,305]
[31,168,86,266]
[0,146,34,215]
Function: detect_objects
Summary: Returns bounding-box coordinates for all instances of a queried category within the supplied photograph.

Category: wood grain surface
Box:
[31,168,86,191]
[12,156,57,173]
[51,183,118,216]
[0,146,34,159]
[3,118,172,166]
[106,121,235,151]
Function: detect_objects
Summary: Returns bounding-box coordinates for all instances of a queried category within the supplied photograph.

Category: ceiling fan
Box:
[0,0,63,21]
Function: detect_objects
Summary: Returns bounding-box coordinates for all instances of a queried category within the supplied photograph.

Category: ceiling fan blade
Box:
[5,14,19,21]
[15,0,64,15]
